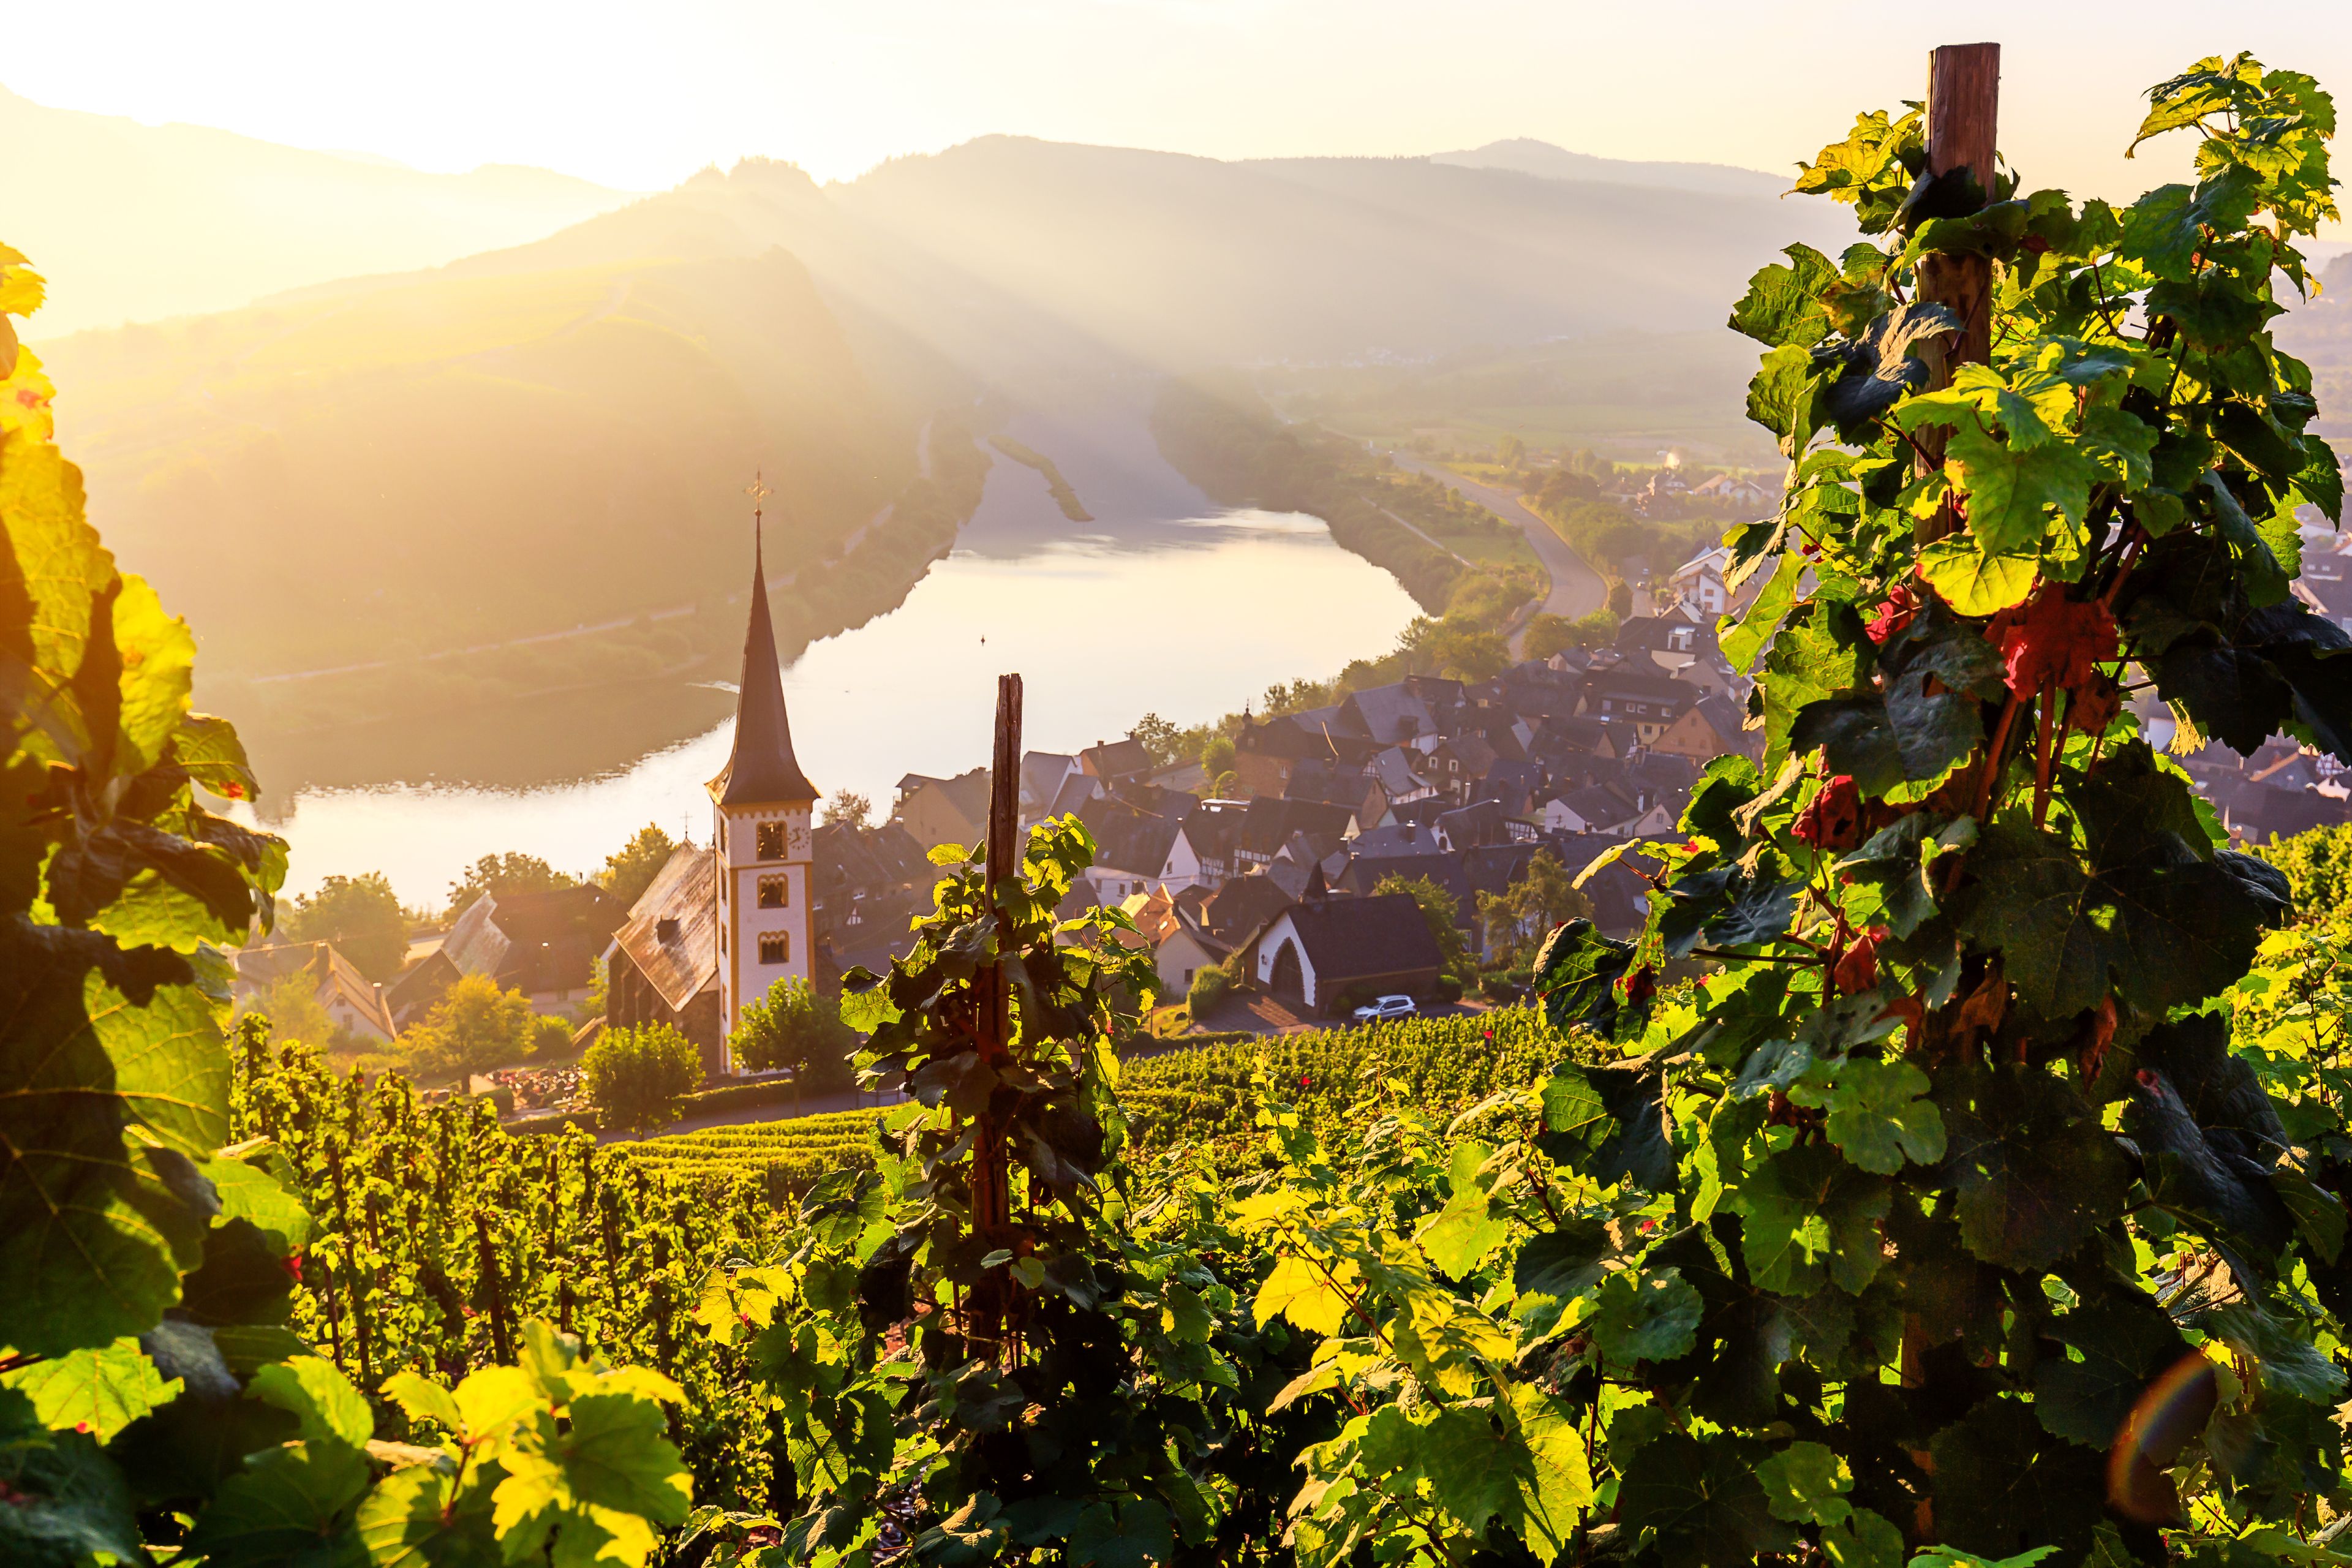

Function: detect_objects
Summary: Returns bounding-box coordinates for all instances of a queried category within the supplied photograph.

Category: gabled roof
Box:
[1019,752,1084,812]
[1091,809,1184,878]
[1268,892,1446,982]
[904,767,993,823]
[1204,873,1293,941]
[1370,746,1434,797]
[710,524,819,806]
[1351,823,1447,859]
[612,845,718,1012]
[1238,797,1357,857]
[1081,736,1155,780]
[442,895,512,979]
[1342,683,1437,745]
[1437,799,1510,850]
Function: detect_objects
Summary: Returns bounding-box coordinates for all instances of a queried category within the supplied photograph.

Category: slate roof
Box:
[1437,799,1510,850]
[1091,809,1184,878]
[1237,797,1357,858]
[1081,736,1155,781]
[1273,892,1446,983]
[1350,823,1447,859]
[1204,873,1294,942]
[1343,682,1437,745]
[612,845,718,1012]
[710,526,819,805]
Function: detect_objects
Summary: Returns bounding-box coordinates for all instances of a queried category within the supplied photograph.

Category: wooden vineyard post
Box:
[1914,40,2002,544]
[969,673,1023,1362]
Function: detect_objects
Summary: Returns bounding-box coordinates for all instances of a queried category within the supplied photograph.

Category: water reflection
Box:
[244,483,1419,905]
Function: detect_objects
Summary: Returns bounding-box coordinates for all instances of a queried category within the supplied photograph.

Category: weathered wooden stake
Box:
[1915,41,2002,545]
[970,673,1023,1359]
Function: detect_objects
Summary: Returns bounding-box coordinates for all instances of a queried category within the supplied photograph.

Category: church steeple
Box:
[709,509,818,806]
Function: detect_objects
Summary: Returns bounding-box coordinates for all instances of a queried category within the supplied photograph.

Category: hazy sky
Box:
[11,1,2351,222]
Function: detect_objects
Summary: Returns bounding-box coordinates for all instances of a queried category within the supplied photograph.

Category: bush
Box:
[1186,964,1233,1015]
[530,1014,575,1058]
[401,971,538,1084]
[730,979,858,1107]
[581,1022,706,1133]
[1431,974,1464,1005]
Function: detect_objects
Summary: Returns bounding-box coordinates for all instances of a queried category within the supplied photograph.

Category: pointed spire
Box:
[709,481,818,807]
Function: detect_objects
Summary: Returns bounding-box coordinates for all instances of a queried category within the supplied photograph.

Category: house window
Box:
[758,874,789,909]
[758,932,790,965]
[1183,968,1196,985]
[756,821,787,859]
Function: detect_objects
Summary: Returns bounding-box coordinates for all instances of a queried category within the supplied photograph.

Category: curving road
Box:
[1386,453,1610,644]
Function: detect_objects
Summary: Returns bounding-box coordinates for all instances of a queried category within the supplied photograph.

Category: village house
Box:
[1079,735,1156,788]
[1578,667,1694,745]
[893,767,992,853]
[1243,891,1446,1015]
[234,941,397,1045]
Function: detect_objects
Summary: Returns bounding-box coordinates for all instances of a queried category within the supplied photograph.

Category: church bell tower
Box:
[708,496,818,1070]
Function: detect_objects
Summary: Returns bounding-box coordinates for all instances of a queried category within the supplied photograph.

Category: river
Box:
[241,412,1422,906]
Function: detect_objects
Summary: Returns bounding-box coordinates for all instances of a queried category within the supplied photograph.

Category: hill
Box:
[1431,137,1787,199]
[34,131,1851,745]
[41,247,945,720]
[0,83,635,334]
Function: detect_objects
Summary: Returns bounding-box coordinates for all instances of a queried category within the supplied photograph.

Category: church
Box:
[605,528,824,1078]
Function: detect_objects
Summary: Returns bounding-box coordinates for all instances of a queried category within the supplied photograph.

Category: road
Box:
[1387,453,1609,647]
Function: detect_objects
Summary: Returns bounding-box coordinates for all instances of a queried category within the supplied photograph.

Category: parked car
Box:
[1352,994,1419,1023]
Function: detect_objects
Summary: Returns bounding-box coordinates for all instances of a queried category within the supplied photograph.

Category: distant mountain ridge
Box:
[0,83,635,333]
[1430,138,1789,199]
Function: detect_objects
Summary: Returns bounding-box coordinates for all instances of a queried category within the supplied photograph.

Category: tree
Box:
[1131,712,1183,768]
[447,852,575,918]
[1521,612,1577,662]
[581,1022,705,1133]
[1494,434,1525,467]
[598,823,676,910]
[1200,734,1236,778]
[1474,850,1589,968]
[1604,578,1634,619]
[283,871,409,982]
[731,978,857,1109]
[244,969,340,1054]
[1373,872,1472,984]
[402,971,538,1083]
[821,791,873,831]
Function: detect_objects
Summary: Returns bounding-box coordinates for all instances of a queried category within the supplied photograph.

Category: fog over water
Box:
[242,412,1421,906]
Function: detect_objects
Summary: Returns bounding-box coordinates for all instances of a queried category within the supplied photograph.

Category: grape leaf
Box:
[0,923,218,1357]
[1953,750,2289,1019]
[181,1440,372,1568]
[1727,1144,1891,1295]
[1,1339,179,1443]
[353,1462,502,1568]
[1939,1066,2130,1272]
[1590,1268,1702,1365]
[249,1358,373,1450]
[1618,1431,1796,1568]
[1787,1055,1947,1174]
[1730,246,1838,347]
[0,1392,145,1568]
[2032,1292,2192,1449]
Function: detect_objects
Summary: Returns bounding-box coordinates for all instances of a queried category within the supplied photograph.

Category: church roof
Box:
[710,522,819,806]
[612,845,719,1012]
